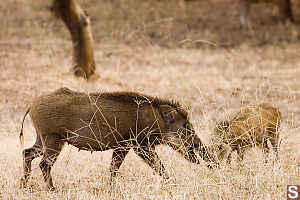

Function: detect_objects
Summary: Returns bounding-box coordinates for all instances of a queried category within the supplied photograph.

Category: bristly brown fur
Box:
[54,87,186,117]
[93,92,182,112]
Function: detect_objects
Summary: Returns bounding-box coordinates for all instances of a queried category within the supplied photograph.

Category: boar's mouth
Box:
[169,143,201,164]
[166,137,215,168]
[165,135,201,164]
[186,147,200,164]
[194,145,216,168]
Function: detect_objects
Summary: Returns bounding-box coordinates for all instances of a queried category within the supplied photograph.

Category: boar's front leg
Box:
[109,147,130,180]
[133,147,169,179]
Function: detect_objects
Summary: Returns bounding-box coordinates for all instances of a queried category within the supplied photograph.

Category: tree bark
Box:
[277,0,294,23]
[240,0,251,29]
[52,0,96,79]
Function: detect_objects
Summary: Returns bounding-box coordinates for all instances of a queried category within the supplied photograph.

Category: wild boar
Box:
[212,103,281,164]
[20,87,212,190]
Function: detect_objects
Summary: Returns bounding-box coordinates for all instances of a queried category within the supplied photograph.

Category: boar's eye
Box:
[184,123,192,131]
[218,146,223,150]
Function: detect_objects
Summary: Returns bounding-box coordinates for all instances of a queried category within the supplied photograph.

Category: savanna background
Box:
[1,0,300,199]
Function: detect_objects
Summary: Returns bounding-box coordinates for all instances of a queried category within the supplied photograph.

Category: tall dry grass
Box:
[1,0,300,199]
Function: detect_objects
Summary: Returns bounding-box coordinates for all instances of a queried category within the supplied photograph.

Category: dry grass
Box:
[1,0,300,199]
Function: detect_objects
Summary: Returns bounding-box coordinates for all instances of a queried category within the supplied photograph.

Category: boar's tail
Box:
[278,138,282,149]
[20,108,30,149]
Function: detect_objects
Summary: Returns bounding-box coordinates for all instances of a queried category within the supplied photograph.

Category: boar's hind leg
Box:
[21,133,43,188]
[263,139,270,163]
[263,136,279,162]
[109,147,130,180]
[236,147,245,162]
[39,134,65,190]
[133,147,169,179]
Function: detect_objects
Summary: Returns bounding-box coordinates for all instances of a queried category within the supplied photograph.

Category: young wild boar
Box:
[20,87,212,190]
[212,103,281,164]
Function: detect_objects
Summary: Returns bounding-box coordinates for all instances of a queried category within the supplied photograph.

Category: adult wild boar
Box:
[212,103,281,164]
[20,87,212,190]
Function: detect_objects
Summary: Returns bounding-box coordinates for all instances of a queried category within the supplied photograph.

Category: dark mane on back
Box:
[90,91,187,117]
[54,88,187,117]
[92,91,180,108]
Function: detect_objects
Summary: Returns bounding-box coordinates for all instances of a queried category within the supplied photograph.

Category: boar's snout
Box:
[186,147,200,164]
[159,105,214,167]
[187,130,215,164]
[191,134,202,149]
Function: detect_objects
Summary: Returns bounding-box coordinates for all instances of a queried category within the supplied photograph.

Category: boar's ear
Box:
[159,105,178,124]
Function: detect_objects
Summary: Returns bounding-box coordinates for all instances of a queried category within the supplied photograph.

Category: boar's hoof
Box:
[162,172,170,180]
[47,185,55,191]
[207,162,218,169]
[207,164,214,169]
[20,178,27,189]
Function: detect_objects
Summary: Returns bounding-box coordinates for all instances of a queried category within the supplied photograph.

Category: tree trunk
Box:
[52,0,96,79]
[278,0,294,23]
[240,0,251,29]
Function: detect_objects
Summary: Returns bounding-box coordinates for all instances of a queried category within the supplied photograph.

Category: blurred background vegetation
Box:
[1,0,299,48]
